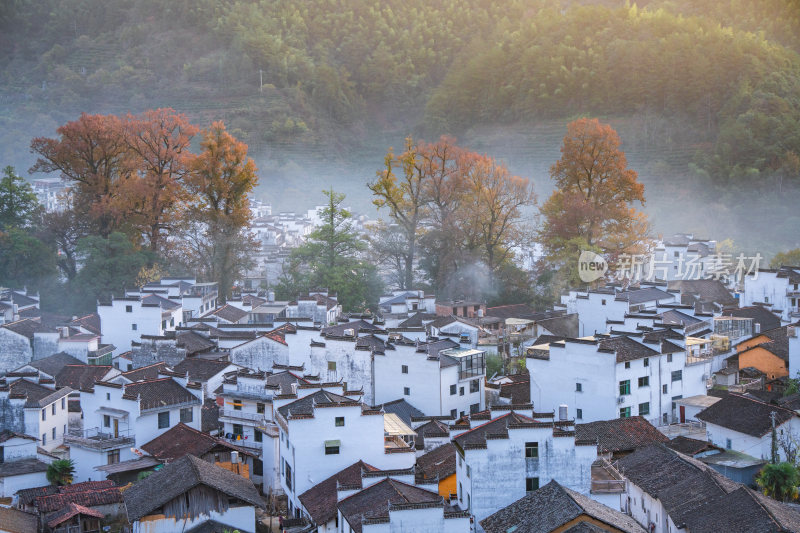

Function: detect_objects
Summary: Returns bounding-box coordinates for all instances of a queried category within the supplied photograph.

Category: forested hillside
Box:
[2,0,800,251]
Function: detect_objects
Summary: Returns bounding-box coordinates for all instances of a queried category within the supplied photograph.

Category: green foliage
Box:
[46,459,76,486]
[276,189,383,311]
[771,249,800,268]
[72,232,156,312]
[757,462,800,502]
[0,227,57,290]
[0,166,41,230]
[486,354,503,378]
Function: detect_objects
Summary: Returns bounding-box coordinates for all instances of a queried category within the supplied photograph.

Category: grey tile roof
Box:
[375,399,424,426]
[172,359,233,382]
[616,444,745,529]
[415,442,457,483]
[277,389,360,420]
[299,460,378,525]
[122,378,200,410]
[208,304,248,323]
[680,485,800,532]
[667,280,737,307]
[615,287,673,305]
[338,478,444,533]
[597,336,659,363]
[55,365,112,390]
[7,379,72,408]
[722,306,782,333]
[141,293,181,310]
[480,479,645,533]
[575,416,668,455]
[27,352,83,378]
[0,458,49,478]
[322,319,385,337]
[696,393,796,437]
[453,412,537,449]
[123,455,263,521]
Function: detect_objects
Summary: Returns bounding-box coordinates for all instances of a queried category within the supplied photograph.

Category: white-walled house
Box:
[560,286,677,338]
[336,477,470,533]
[527,332,700,425]
[0,430,52,499]
[617,443,800,533]
[742,266,800,322]
[697,393,800,462]
[276,390,416,518]
[373,342,486,418]
[66,376,202,482]
[216,368,307,491]
[378,290,436,317]
[0,378,72,451]
[453,409,597,523]
[123,455,263,533]
[98,294,183,356]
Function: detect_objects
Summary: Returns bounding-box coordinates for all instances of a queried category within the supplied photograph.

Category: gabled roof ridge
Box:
[740,486,788,530]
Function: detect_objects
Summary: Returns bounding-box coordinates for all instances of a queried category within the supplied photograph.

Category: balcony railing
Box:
[220,409,268,424]
[64,427,134,450]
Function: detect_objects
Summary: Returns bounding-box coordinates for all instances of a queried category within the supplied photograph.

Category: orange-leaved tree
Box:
[538,118,650,284]
[185,122,258,301]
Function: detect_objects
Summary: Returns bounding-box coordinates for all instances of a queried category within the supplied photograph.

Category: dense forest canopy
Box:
[2,0,800,253]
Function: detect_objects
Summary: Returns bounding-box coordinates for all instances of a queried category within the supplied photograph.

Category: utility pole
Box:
[771,411,779,464]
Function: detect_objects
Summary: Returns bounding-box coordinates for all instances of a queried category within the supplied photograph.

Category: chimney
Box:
[558,404,568,421]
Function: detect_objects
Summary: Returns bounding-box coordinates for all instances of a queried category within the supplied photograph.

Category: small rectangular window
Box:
[232,424,243,436]
[671,370,683,382]
[401,365,408,374]
[576,408,583,419]
[256,403,265,414]
[41,409,46,421]
[42,433,46,445]
[470,403,479,414]
[619,380,631,396]
[233,401,242,411]
[726,438,732,449]
[638,376,649,388]
[131,323,137,331]
[403,387,410,396]
[466,464,471,478]
[639,402,650,416]
[107,449,120,465]
[643,358,649,367]
[106,393,111,400]
[125,305,133,313]
[450,409,457,419]
[526,477,539,493]
[61,398,65,409]
[576,383,582,392]
[525,442,539,458]
[157,411,170,429]
[459,387,464,396]
[254,430,263,442]
[327,361,336,371]
[335,416,345,427]
[103,415,110,428]
[667,353,673,363]
[624,361,631,369]
[52,427,56,439]
[450,384,457,395]
[620,407,631,418]
[52,404,56,415]
[180,407,193,423]
[325,444,340,455]
[470,380,479,393]
[663,384,668,394]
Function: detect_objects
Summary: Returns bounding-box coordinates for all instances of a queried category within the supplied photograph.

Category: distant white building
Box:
[742,266,800,323]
